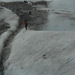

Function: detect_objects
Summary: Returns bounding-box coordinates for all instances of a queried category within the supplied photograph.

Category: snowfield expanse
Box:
[37,0,75,31]
[0,7,19,55]
[5,29,75,75]
[0,0,75,75]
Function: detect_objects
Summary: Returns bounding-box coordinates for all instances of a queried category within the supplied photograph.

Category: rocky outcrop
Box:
[0,2,33,17]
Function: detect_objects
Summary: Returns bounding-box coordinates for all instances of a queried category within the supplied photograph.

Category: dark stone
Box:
[29,11,31,15]
[24,1,28,3]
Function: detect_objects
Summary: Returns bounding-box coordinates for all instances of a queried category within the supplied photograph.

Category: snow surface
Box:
[41,11,75,31]
[37,0,75,31]
[1,0,75,31]
[5,29,75,75]
[0,7,19,55]
[0,0,75,75]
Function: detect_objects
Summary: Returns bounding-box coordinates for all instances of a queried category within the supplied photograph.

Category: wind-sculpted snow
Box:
[0,7,19,55]
[5,29,75,75]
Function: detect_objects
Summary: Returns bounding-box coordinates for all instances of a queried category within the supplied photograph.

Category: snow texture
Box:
[1,0,75,75]
[38,0,75,31]
[5,29,75,75]
[0,7,19,55]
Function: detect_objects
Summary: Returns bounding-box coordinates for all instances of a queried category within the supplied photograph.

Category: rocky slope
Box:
[0,1,49,30]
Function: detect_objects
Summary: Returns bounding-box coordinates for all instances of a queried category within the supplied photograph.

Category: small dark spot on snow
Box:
[43,54,47,59]
[21,67,23,69]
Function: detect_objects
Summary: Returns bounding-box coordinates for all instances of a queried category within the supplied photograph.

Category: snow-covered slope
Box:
[5,29,75,75]
[0,7,19,54]
[0,7,19,31]
[40,0,75,31]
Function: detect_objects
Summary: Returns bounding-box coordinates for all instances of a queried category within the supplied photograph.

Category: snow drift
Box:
[0,7,19,55]
[40,0,75,31]
[5,29,75,75]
